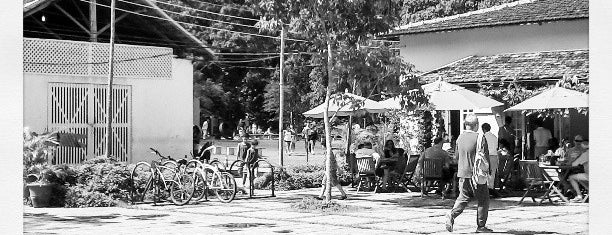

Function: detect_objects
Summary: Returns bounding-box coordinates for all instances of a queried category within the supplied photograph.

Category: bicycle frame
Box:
[187,160,229,190]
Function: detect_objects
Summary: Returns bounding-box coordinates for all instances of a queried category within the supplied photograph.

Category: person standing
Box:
[289,124,297,153]
[283,125,294,155]
[482,123,501,198]
[497,116,515,155]
[533,120,552,159]
[201,119,209,139]
[446,114,492,233]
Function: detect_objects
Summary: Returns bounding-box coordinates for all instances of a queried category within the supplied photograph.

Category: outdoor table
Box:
[538,163,573,204]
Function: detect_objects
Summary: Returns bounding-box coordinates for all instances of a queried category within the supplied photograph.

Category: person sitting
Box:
[416,137,454,196]
[569,139,589,202]
[565,135,586,163]
[548,137,559,153]
[376,140,403,191]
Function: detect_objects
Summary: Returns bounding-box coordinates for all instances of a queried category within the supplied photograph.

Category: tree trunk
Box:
[323,40,334,202]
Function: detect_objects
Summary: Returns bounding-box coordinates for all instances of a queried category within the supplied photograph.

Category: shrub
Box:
[291,196,359,213]
[71,158,132,203]
[253,163,353,191]
[64,184,117,208]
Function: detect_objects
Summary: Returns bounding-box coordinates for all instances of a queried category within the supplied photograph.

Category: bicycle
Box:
[130,148,195,206]
[186,145,237,203]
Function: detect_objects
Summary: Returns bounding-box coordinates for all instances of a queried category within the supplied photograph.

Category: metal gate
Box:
[48,83,131,163]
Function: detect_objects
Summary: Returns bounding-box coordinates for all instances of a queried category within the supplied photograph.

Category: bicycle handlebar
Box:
[149,147,175,161]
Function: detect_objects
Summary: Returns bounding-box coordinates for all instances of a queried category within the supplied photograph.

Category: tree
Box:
[400,0,519,24]
[251,0,409,202]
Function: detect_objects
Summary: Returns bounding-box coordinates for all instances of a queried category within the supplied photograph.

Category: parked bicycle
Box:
[130,148,195,206]
[186,144,237,203]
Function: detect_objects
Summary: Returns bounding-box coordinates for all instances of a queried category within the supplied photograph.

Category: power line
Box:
[76,0,308,42]
[190,0,253,11]
[149,0,260,23]
[119,0,263,30]
[213,56,280,63]
[26,28,314,57]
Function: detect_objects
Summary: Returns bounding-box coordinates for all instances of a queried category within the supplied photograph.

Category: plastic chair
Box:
[356,157,377,192]
[420,158,444,198]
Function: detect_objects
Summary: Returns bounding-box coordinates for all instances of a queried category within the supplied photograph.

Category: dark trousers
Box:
[450,178,490,227]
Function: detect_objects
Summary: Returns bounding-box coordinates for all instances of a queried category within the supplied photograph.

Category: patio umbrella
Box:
[379,80,503,111]
[505,86,588,111]
[302,92,386,118]
[425,80,503,110]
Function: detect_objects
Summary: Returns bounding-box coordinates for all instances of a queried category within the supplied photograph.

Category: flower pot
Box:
[27,183,53,208]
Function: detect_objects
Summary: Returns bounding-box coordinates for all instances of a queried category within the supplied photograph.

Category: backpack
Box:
[472,134,490,186]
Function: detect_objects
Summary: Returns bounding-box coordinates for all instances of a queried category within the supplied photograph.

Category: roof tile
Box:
[418,50,588,83]
[389,0,588,36]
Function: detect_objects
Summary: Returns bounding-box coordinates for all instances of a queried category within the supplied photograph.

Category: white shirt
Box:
[483,132,498,156]
[533,127,552,147]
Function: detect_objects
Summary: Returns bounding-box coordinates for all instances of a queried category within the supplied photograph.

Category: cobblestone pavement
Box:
[24,188,588,234]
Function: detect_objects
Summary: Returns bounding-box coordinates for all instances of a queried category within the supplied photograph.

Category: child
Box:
[243,140,261,193]
[236,134,251,194]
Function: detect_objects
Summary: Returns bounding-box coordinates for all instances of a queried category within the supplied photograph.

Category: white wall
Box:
[399,19,588,72]
[23,58,193,163]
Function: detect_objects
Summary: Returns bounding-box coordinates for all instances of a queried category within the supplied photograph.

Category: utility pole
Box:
[104,0,117,159]
[278,26,286,167]
[90,0,97,42]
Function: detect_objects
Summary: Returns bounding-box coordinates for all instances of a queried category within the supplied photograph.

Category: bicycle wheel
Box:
[229,160,245,178]
[130,162,153,204]
[209,159,226,172]
[169,173,195,206]
[162,160,178,171]
[214,172,236,203]
[186,160,207,202]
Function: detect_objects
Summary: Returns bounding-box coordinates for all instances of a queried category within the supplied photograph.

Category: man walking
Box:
[446,114,492,233]
[482,123,501,198]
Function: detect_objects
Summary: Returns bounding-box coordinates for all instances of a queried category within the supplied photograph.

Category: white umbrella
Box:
[303,92,386,118]
[380,80,503,111]
[505,86,588,111]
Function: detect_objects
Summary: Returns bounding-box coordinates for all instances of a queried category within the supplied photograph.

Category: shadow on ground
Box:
[24,212,122,226]
[210,222,277,232]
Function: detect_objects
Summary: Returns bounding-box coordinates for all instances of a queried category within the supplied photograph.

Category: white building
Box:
[385,0,588,157]
[23,0,214,163]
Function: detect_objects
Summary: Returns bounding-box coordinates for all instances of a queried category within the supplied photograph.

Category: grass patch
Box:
[290,196,361,214]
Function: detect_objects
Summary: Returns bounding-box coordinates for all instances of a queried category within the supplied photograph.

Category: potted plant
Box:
[23,128,58,207]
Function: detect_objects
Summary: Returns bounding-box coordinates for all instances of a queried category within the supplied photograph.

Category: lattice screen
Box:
[25,38,173,79]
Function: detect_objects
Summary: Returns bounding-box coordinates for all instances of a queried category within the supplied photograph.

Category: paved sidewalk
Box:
[24,188,588,234]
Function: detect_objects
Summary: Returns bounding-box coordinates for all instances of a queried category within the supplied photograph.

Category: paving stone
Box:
[238,210,318,219]
[291,214,386,226]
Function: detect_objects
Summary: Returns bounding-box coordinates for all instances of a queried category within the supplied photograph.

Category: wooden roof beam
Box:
[30,15,62,39]
[54,3,90,34]
[97,12,130,35]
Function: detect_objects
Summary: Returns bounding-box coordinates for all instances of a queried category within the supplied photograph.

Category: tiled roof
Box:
[418,50,588,83]
[387,0,588,36]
